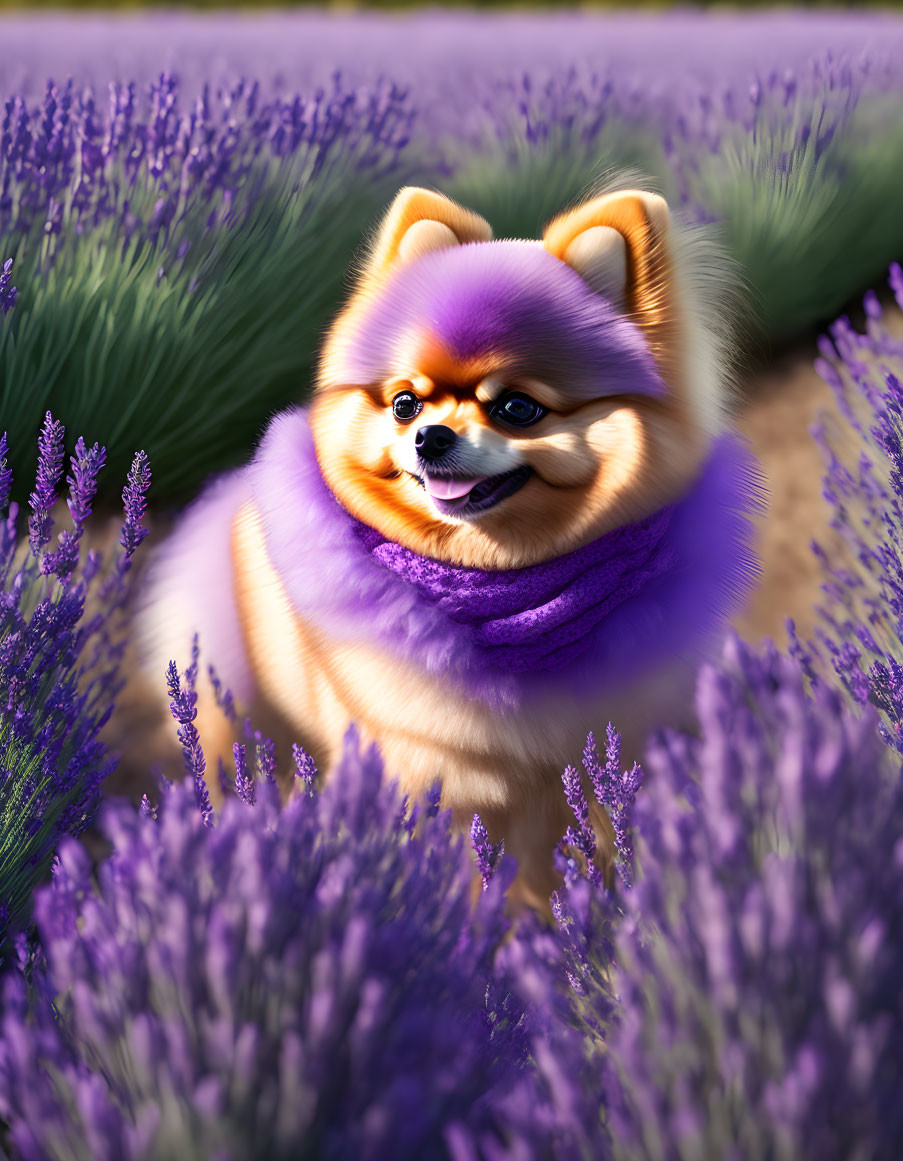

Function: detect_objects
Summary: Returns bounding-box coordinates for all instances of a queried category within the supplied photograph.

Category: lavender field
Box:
[2,11,903,495]
[2,10,903,1160]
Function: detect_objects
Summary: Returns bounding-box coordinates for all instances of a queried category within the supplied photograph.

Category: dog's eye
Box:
[392,391,422,422]
[490,392,547,428]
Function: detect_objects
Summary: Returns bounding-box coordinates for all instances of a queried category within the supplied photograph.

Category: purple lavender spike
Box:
[166,657,211,827]
[561,764,591,839]
[560,763,602,886]
[28,412,65,556]
[470,814,504,891]
[292,743,317,795]
[66,437,106,532]
[43,438,107,582]
[0,259,16,316]
[233,742,254,806]
[118,450,151,573]
[0,433,12,513]
[580,724,642,886]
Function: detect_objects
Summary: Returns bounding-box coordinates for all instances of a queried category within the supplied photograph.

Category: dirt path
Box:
[733,349,841,646]
[735,306,902,646]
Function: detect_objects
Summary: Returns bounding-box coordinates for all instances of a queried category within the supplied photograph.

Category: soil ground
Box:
[733,348,841,647]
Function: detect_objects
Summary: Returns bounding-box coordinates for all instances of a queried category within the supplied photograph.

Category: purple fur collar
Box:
[248,409,759,709]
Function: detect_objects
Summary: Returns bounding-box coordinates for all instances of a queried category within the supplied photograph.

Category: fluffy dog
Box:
[142,185,759,909]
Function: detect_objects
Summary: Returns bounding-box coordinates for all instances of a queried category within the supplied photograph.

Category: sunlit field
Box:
[1,10,903,1159]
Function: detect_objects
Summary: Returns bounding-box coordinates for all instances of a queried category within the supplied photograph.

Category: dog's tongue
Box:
[425,475,486,501]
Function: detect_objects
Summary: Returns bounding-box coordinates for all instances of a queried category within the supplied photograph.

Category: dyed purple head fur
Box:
[328,240,667,400]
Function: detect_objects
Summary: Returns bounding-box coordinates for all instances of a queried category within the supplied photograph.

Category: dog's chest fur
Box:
[231,499,693,817]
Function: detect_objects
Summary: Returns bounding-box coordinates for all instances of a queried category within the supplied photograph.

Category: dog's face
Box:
[309,188,719,569]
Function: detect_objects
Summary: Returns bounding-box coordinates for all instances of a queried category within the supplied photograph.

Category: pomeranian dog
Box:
[142,185,758,909]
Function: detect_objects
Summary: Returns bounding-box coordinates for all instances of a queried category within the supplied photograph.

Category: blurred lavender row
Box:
[0,71,412,255]
[2,11,903,102]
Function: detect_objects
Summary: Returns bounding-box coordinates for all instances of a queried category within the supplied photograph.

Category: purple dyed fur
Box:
[329,241,668,401]
[354,508,678,671]
[246,409,759,708]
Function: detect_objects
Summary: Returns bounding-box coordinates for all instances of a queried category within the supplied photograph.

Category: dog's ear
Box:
[362,188,493,282]
[543,189,672,336]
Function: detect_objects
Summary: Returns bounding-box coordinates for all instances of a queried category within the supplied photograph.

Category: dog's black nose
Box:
[415,425,456,461]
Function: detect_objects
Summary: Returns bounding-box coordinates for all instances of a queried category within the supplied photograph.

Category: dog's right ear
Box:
[360,188,493,284]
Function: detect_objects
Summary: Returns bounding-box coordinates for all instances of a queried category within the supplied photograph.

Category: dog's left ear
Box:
[360,187,493,286]
[543,190,672,348]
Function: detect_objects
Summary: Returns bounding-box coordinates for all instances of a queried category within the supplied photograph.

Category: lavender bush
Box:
[5,635,899,1159]
[602,638,903,1160]
[0,72,414,496]
[447,49,903,343]
[0,724,604,1161]
[792,267,903,747]
[0,411,149,955]
[541,291,903,1154]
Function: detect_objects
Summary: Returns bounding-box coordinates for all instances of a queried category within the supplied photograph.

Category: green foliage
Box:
[443,125,664,243]
[689,94,903,343]
[0,165,407,501]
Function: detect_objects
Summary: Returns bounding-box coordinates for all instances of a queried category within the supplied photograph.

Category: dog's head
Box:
[309,186,733,569]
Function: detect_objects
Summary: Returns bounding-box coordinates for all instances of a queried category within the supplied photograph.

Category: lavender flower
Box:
[582,726,642,886]
[558,725,642,889]
[560,764,602,888]
[65,437,106,531]
[232,742,254,806]
[166,641,211,827]
[0,419,150,953]
[0,727,590,1161]
[0,258,16,316]
[27,411,65,555]
[469,813,504,891]
[117,449,151,572]
[42,436,107,582]
[292,742,317,796]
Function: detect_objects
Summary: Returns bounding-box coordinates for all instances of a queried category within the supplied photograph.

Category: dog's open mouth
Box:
[413,466,532,516]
